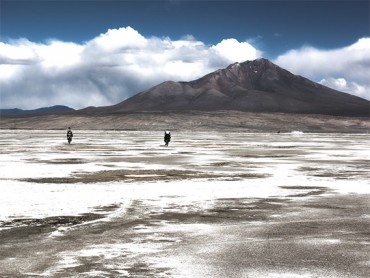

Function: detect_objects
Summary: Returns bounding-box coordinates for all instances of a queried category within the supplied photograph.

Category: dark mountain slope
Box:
[107,58,369,117]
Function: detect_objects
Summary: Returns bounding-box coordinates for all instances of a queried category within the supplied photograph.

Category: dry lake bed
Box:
[0,130,369,277]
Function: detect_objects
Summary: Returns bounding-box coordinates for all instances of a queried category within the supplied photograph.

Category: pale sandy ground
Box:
[0,130,369,277]
[1,111,369,133]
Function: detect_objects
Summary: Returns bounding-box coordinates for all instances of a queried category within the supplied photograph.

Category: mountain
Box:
[0,105,75,117]
[106,58,369,117]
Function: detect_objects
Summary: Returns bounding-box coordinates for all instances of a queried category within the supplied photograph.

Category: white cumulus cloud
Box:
[0,27,262,109]
[211,38,262,64]
[89,26,147,51]
[2,27,368,110]
[274,38,370,100]
[319,77,368,100]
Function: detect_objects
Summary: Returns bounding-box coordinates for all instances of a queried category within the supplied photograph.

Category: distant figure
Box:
[67,127,73,144]
[164,130,171,146]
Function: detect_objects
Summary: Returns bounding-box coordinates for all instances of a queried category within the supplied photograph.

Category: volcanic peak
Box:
[102,58,369,117]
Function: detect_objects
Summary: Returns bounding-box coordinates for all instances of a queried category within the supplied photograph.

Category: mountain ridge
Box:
[1,59,369,118]
[0,105,75,117]
[105,58,369,117]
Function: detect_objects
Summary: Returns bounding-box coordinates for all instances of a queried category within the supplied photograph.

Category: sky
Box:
[0,0,369,110]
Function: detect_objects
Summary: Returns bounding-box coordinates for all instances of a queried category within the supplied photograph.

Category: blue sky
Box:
[1,0,369,109]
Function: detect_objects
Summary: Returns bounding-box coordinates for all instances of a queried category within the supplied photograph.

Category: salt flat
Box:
[0,130,369,277]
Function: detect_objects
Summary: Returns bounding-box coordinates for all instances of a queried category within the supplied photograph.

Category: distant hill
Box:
[104,58,369,117]
[0,105,75,117]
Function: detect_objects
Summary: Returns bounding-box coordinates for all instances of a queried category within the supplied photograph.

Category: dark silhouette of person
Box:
[164,130,171,146]
[67,127,73,144]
